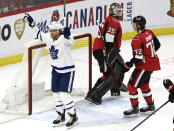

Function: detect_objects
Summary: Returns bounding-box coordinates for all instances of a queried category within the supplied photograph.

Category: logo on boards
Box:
[167,0,174,17]
[14,19,25,40]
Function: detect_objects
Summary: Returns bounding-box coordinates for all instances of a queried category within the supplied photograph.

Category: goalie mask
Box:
[109,3,123,17]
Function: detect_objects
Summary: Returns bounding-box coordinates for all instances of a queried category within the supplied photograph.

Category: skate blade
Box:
[66,121,79,129]
[53,122,65,127]
[85,97,91,102]
[111,93,121,96]
[123,113,139,118]
[85,98,100,105]
[140,110,155,115]
[85,97,94,104]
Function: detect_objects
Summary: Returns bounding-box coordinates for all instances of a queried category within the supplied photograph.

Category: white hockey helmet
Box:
[49,21,63,31]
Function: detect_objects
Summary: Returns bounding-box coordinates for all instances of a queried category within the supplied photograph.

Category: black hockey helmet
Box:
[132,16,146,30]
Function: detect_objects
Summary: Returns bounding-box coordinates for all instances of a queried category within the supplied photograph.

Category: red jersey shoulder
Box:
[145,29,155,36]
[133,29,160,71]
[137,29,155,42]
[105,16,121,26]
[132,29,156,48]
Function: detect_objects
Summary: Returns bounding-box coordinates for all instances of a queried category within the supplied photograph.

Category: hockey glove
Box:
[63,27,71,39]
[163,79,173,90]
[123,61,133,73]
[163,79,174,103]
[24,13,36,27]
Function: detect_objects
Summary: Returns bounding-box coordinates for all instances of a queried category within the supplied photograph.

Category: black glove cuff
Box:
[126,61,133,68]
[169,94,174,103]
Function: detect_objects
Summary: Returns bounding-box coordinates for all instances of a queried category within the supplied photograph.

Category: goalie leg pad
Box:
[90,75,115,98]
[86,54,126,102]
[110,58,127,92]
[86,78,104,98]
[93,49,107,72]
[106,47,120,66]
[115,53,125,67]
[87,60,126,100]
[85,75,114,104]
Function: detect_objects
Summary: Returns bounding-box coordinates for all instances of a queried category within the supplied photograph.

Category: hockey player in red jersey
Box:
[85,3,127,105]
[123,16,161,117]
[163,79,174,125]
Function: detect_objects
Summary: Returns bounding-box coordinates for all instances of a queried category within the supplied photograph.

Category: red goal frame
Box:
[28,33,92,115]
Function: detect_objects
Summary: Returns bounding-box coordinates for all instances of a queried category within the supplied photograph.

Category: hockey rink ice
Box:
[0,34,174,131]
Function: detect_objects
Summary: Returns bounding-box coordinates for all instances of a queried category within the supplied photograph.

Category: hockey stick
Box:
[64,0,66,17]
[130,100,170,131]
[63,0,67,27]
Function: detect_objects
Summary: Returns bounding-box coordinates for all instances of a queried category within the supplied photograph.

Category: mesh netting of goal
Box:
[0,33,93,116]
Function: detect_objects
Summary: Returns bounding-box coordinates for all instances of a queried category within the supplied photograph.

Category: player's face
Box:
[132,22,138,31]
[50,29,59,40]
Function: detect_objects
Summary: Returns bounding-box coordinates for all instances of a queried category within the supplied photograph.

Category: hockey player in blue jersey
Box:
[24,13,78,129]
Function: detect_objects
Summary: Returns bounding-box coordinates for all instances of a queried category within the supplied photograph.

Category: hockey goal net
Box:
[0,33,92,115]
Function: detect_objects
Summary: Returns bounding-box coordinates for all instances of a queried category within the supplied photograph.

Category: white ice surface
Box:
[0,35,174,131]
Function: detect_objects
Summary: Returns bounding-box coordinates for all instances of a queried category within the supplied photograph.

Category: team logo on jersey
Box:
[14,19,25,40]
[49,46,59,60]
[167,0,174,17]
[51,10,60,22]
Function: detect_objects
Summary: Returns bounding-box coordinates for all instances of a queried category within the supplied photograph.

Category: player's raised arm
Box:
[62,27,74,47]
[24,13,50,44]
[23,13,36,28]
